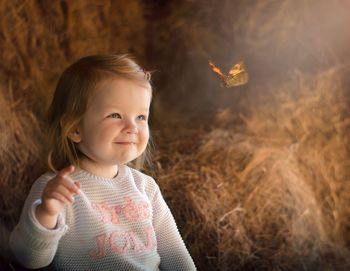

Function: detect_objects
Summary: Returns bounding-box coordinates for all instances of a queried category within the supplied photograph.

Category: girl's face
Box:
[72,77,151,176]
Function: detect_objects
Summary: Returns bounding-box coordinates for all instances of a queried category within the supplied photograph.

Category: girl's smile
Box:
[115,142,135,144]
[69,77,151,178]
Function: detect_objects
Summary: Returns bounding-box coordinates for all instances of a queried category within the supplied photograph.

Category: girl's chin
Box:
[114,157,138,165]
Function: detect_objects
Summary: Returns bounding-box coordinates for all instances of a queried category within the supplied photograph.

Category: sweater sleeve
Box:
[9,173,69,269]
[151,185,197,271]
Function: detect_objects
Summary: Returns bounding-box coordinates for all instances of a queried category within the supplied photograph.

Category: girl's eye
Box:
[137,115,147,121]
[108,113,121,119]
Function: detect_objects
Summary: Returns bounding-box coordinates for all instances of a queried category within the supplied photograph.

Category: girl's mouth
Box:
[115,142,135,145]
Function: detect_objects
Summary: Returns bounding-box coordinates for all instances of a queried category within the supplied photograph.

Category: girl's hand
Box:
[36,165,80,229]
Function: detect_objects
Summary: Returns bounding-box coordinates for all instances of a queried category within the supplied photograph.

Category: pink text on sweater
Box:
[91,196,151,224]
[89,226,156,258]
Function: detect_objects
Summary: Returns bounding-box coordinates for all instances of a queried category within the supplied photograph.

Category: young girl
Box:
[9,54,197,271]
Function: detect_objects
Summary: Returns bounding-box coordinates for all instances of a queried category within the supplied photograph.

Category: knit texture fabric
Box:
[10,165,196,271]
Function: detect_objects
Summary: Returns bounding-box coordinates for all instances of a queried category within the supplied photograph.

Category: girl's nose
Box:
[124,119,138,134]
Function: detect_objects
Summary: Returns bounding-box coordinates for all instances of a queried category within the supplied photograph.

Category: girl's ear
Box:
[68,128,81,143]
[60,116,82,143]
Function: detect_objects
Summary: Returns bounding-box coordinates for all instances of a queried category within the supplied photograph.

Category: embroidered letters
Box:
[89,196,155,258]
[91,196,151,224]
[89,226,156,258]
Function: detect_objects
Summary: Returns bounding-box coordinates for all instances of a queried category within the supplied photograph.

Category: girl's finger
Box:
[74,181,81,191]
[58,178,80,194]
[57,165,75,178]
[52,185,76,203]
[51,192,71,205]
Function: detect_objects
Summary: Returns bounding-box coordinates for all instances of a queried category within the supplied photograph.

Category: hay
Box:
[147,0,350,112]
[153,67,350,270]
[0,0,147,262]
[1,0,350,270]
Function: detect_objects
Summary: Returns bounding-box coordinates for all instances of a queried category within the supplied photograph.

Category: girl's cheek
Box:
[140,127,150,140]
[138,123,149,131]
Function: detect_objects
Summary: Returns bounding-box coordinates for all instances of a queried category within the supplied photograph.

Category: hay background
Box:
[1,0,350,270]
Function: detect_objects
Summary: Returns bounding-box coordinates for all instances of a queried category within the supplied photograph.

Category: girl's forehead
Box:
[95,77,150,94]
[88,77,151,108]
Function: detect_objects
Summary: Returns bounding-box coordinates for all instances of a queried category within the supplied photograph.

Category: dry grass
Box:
[1,1,350,270]
[153,67,350,270]
[0,0,147,262]
[147,0,350,112]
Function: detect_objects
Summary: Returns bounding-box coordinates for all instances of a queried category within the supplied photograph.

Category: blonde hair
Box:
[47,54,152,172]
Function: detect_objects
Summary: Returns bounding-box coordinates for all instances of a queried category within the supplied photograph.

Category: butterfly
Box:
[209,60,248,87]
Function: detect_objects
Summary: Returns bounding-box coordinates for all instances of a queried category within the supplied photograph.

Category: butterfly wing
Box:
[209,61,226,78]
[228,62,245,76]
[225,61,248,87]
[225,71,248,87]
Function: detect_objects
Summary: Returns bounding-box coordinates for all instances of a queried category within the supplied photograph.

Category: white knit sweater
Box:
[10,165,196,270]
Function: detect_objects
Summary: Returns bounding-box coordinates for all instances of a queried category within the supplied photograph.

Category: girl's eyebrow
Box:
[104,106,150,112]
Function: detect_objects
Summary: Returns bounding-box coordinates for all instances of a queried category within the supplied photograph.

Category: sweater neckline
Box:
[75,164,127,182]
